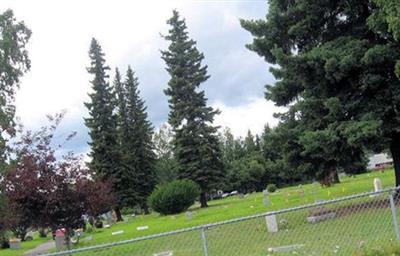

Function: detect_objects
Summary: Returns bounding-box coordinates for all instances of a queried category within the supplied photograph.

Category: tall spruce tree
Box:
[161,10,224,207]
[113,68,138,217]
[85,38,123,220]
[123,66,156,213]
[241,1,396,185]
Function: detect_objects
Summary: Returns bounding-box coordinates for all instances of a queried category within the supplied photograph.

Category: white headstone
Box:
[265,214,278,233]
[153,251,173,256]
[263,198,270,206]
[105,211,113,225]
[112,230,124,236]
[185,211,192,220]
[374,178,382,192]
[137,226,149,231]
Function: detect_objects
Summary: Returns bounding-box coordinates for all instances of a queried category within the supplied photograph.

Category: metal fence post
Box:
[201,227,209,256]
[389,193,400,240]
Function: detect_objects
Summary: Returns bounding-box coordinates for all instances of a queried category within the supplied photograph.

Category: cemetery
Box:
[1,1,400,255]
[1,169,397,256]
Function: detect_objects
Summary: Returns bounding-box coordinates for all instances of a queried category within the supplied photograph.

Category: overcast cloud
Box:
[2,0,279,155]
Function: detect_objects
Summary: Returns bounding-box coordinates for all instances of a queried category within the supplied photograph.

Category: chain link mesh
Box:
[44,188,400,256]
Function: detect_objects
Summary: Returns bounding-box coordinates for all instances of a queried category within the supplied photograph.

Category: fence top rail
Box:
[43,186,398,256]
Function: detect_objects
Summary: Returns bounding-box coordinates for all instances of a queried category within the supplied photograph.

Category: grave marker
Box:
[153,251,173,256]
[137,226,149,231]
[265,215,278,233]
[112,230,124,236]
[268,244,304,253]
[374,178,382,192]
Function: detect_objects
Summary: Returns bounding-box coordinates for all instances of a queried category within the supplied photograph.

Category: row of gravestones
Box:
[139,178,384,256]
[265,177,383,232]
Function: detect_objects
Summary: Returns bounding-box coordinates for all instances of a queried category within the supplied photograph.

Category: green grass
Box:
[0,234,51,256]
[1,169,398,255]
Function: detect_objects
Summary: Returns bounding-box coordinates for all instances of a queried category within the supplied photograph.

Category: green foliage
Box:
[148,180,200,215]
[161,10,224,207]
[0,9,31,168]
[85,38,119,180]
[115,66,156,212]
[0,192,6,246]
[153,124,179,184]
[241,1,397,185]
[266,184,277,193]
[356,242,400,256]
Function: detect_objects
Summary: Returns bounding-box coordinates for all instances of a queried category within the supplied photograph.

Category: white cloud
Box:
[3,0,190,129]
[1,0,273,151]
[213,97,284,137]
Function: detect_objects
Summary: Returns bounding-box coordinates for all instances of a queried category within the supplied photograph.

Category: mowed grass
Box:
[1,169,397,255]
[1,234,51,256]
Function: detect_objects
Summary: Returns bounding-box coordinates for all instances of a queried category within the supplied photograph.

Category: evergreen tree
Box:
[84,38,122,220]
[161,10,224,207]
[241,1,393,185]
[113,68,137,215]
[124,66,156,213]
[244,130,257,155]
[370,0,400,78]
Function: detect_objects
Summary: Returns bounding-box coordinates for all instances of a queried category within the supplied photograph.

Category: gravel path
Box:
[23,240,55,256]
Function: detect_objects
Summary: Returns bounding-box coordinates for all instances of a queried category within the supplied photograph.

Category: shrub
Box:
[266,184,277,193]
[148,180,200,215]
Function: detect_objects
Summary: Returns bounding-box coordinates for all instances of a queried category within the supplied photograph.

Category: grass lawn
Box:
[1,169,397,255]
[1,235,51,256]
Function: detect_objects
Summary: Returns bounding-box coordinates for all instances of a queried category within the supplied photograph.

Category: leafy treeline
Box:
[219,126,312,194]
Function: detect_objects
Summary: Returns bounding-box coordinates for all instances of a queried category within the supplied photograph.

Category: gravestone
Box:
[374,178,382,192]
[9,239,21,250]
[185,211,193,220]
[137,226,149,231]
[112,230,124,236]
[153,251,173,256]
[263,198,270,206]
[55,229,66,251]
[105,211,113,226]
[265,214,278,233]
[268,244,304,253]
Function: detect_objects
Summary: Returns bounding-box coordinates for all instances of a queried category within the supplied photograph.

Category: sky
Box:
[2,0,281,155]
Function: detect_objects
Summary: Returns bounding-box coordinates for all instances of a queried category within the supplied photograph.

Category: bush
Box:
[266,184,277,193]
[148,180,200,215]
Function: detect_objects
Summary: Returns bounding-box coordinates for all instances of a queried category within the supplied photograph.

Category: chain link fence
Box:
[44,187,400,256]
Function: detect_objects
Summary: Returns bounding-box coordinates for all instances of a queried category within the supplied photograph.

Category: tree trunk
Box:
[114,207,124,222]
[142,205,150,215]
[390,135,400,188]
[64,228,71,251]
[332,169,340,184]
[200,191,208,208]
